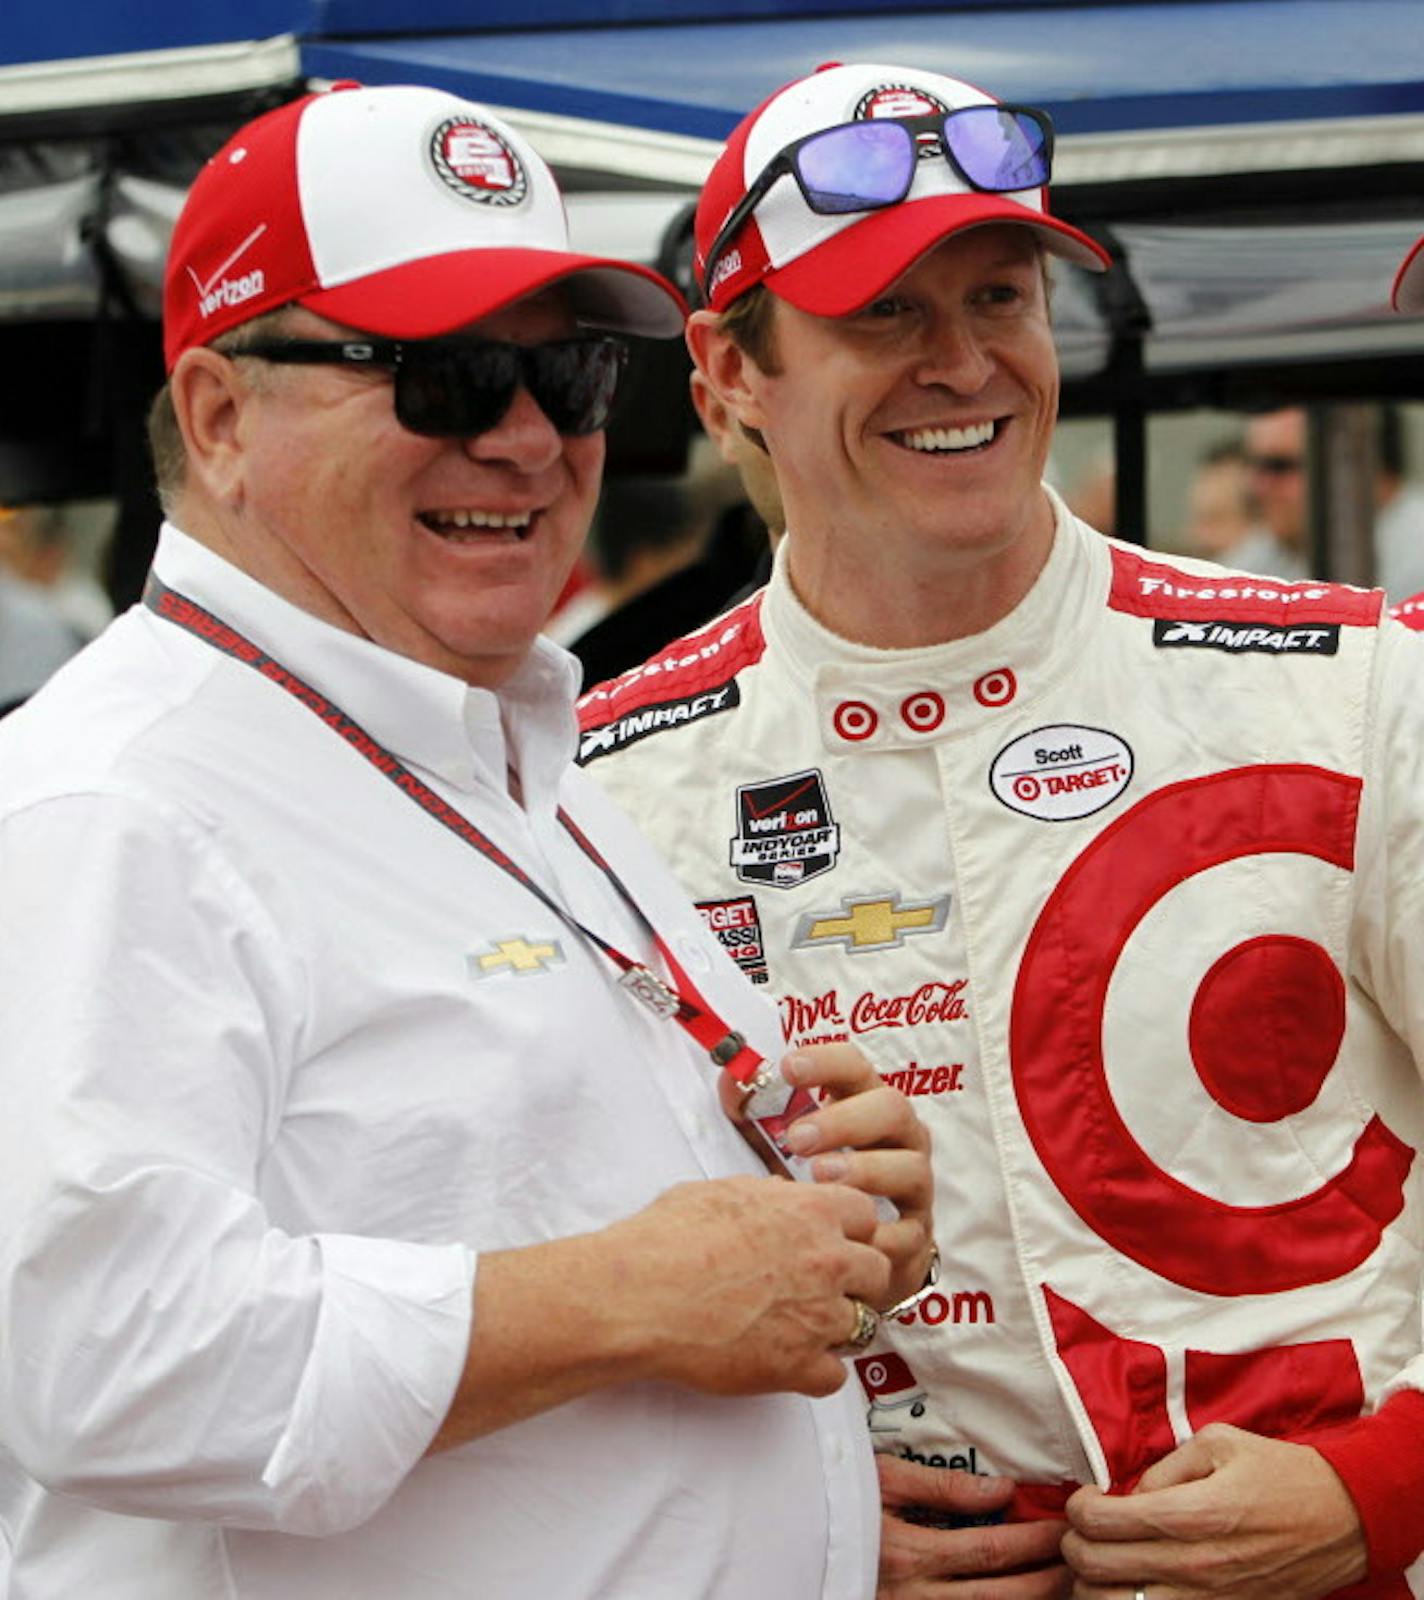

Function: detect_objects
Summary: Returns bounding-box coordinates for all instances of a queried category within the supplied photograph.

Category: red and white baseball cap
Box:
[1393,234,1424,314]
[163,82,686,370]
[695,61,1110,315]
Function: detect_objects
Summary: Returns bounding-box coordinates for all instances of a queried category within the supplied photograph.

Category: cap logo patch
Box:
[430,116,528,207]
[855,85,949,122]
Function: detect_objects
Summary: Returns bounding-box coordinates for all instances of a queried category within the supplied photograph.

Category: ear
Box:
[169,346,254,509]
[688,369,738,469]
[686,308,770,435]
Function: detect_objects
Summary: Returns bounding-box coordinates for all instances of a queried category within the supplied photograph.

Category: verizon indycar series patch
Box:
[730,769,841,888]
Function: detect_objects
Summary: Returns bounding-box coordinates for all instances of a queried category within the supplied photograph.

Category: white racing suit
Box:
[579,492,1424,1596]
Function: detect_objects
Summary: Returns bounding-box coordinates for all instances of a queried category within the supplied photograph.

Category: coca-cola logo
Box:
[780,980,970,1041]
[851,980,969,1033]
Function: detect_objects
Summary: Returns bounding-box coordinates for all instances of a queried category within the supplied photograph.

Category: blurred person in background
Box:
[1226,404,1424,594]
[556,374,784,682]
[1061,449,1116,538]
[1370,405,1424,602]
[1180,439,1258,561]
[0,500,114,640]
[0,502,87,714]
[543,472,707,650]
[1224,406,1312,579]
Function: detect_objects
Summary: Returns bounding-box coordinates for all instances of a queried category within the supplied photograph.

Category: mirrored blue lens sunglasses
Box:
[701,104,1055,298]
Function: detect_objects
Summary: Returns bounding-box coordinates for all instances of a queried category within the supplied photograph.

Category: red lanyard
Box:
[143,578,817,1163]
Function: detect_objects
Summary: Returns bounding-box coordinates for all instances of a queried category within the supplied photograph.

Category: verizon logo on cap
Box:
[187,224,268,321]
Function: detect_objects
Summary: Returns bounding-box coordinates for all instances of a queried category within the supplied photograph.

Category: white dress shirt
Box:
[0,525,876,1599]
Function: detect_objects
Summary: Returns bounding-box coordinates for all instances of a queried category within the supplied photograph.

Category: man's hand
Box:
[877,1455,1070,1597]
[605,1173,893,1398]
[1062,1424,1367,1598]
[434,1173,891,1450]
[724,1042,934,1308]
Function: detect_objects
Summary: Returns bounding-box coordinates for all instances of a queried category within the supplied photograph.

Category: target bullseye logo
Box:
[900,691,945,733]
[833,700,879,742]
[1011,764,1407,1296]
[974,668,1017,708]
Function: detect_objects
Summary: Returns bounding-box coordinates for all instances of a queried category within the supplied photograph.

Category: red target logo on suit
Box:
[833,700,879,742]
[900,692,946,733]
[1010,763,1408,1297]
[973,668,1017,707]
[1010,765,1411,1489]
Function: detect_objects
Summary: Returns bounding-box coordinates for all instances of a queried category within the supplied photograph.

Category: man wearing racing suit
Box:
[579,61,1424,1599]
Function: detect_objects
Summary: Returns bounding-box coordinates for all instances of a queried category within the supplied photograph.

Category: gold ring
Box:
[836,1297,880,1354]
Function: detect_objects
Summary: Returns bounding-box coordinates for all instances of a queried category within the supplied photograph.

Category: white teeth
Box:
[899,421,996,453]
[425,508,534,533]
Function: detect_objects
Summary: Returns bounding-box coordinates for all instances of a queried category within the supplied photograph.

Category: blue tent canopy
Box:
[1,0,1423,530]
[301,0,1424,143]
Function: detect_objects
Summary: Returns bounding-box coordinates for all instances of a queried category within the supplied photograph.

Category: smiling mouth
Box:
[418,508,535,541]
[891,420,1001,454]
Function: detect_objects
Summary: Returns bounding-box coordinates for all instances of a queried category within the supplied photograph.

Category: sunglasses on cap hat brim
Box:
[701,102,1109,304]
[229,333,629,438]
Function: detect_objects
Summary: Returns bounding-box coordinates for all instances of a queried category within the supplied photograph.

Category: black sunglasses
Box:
[232,333,629,438]
[703,105,1055,297]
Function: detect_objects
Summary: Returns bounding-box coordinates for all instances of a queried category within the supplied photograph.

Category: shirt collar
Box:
[148,523,581,803]
[762,486,1108,752]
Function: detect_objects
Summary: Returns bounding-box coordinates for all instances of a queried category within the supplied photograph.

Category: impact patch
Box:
[1153,619,1340,656]
[577,683,739,764]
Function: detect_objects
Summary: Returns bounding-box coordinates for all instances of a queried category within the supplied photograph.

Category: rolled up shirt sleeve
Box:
[0,788,475,1534]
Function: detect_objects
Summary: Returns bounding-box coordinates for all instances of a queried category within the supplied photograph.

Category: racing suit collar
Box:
[763,485,1104,752]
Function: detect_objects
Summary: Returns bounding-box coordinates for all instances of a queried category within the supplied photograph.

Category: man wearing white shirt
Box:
[0,83,932,1599]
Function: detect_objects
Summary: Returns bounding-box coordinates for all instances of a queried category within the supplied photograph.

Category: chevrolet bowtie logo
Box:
[792,893,950,954]
[468,937,565,978]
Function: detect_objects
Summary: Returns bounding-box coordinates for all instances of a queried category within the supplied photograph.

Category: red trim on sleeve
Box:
[1310,1388,1424,1577]
[1108,546,1384,627]
[576,593,765,728]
